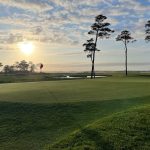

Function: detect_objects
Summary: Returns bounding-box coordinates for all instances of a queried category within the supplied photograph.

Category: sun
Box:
[18,41,35,55]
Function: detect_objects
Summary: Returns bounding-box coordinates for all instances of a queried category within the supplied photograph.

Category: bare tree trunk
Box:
[91,31,98,79]
[125,40,128,76]
[91,52,95,79]
[91,59,94,79]
[91,54,93,79]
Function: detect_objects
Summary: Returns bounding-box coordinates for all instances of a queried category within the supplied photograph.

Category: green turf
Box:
[0,77,150,150]
[0,77,150,103]
[49,105,150,150]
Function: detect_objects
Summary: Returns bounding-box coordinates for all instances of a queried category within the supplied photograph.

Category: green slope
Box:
[49,105,150,150]
[1,97,150,150]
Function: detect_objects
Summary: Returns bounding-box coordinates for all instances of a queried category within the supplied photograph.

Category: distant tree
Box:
[3,65,15,74]
[0,62,3,73]
[3,65,9,73]
[145,20,150,42]
[83,14,114,79]
[16,60,29,72]
[29,61,36,73]
[3,61,37,74]
[0,62,3,68]
[15,61,20,71]
[116,30,136,76]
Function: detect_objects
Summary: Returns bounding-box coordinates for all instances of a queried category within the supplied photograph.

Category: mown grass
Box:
[0,77,150,103]
[0,77,150,150]
[1,97,150,150]
[49,105,150,150]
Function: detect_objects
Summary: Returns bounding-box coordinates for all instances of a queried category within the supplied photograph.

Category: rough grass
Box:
[0,73,74,84]
[49,105,150,150]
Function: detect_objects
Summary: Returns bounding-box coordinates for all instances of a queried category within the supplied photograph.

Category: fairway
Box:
[0,77,150,150]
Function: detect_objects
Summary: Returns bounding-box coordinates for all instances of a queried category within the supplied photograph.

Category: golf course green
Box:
[0,76,150,150]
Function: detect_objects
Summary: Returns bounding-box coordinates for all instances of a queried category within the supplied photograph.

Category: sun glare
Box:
[18,41,34,55]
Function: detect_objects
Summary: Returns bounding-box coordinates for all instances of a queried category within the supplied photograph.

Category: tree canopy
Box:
[3,60,37,74]
[145,20,150,42]
[116,30,136,76]
[83,14,114,78]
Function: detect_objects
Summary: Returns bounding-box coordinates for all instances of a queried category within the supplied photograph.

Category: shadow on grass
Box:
[0,95,150,150]
[81,128,114,150]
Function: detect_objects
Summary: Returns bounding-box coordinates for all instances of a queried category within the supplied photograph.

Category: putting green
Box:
[0,77,150,104]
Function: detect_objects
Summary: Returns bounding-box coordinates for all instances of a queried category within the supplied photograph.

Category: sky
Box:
[0,0,150,72]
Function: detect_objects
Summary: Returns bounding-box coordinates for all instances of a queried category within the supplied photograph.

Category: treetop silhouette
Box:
[83,14,114,79]
[116,30,136,76]
[145,20,150,42]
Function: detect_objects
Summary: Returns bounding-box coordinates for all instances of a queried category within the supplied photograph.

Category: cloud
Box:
[0,0,53,12]
[0,16,32,27]
[0,0,149,47]
[46,51,82,56]
[39,31,79,45]
[32,26,43,35]
[0,33,23,44]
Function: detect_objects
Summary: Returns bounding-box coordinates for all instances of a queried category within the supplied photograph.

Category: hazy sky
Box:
[0,0,150,72]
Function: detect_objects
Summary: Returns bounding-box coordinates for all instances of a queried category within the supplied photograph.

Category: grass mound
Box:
[1,97,149,150]
[49,105,150,150]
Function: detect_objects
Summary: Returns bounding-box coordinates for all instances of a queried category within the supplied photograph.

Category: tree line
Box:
[0,60,43,74]
[83,14,150,78]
